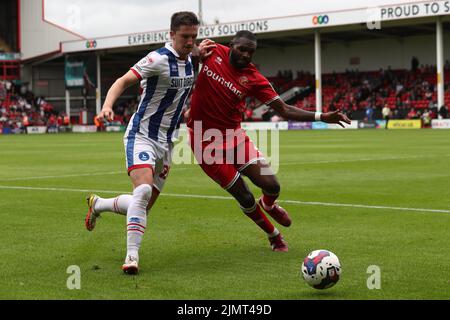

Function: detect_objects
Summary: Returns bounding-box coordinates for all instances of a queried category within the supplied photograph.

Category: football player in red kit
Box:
[188,30,350,252]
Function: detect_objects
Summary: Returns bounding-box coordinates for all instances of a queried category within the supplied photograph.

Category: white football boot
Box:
[85,194,100,231]
[122,255,139,275]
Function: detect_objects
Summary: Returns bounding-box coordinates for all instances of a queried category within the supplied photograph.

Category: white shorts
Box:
[123,132,173,192]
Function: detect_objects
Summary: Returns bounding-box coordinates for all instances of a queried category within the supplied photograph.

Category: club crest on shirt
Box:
[138,56,154,68]
[170,64,178,73]
[239,76,249,86]
[139,152,150,161]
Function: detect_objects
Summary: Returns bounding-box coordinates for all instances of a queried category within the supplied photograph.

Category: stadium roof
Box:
[60,0,450,54]
[257,18,450,48]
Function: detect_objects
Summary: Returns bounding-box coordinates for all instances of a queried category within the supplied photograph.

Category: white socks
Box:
[126,184,152,260]
[94,195,132,215]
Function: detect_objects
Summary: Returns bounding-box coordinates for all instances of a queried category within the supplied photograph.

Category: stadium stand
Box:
[2,62,450,133]
[0,79,69,133]
[247,64,450,123]
[2,1,450,132]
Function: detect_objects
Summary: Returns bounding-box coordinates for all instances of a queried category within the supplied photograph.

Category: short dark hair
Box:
[232,30,257,43]
[170,11,199,31]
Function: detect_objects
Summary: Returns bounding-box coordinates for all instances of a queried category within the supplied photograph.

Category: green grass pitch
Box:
[0,129,449,299]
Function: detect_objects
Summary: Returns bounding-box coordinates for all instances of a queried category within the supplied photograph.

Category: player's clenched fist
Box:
[97,107,115,122]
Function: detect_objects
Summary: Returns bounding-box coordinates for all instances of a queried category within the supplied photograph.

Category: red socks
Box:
[262,192,279,208]
[241,203,275,234]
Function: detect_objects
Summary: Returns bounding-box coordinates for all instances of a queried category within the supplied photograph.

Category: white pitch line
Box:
[281,200,450,214]
[0,171,124,181]
[0,168,190,182]
[0,185,449,214]
[282,154,450,166]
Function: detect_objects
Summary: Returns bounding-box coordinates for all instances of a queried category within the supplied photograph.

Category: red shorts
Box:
[188,127,264,189]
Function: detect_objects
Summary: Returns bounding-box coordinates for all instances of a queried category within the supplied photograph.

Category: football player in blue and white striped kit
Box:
[84,12,214,274]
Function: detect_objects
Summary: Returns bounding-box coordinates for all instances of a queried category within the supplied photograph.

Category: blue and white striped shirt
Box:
[127,42,194,143]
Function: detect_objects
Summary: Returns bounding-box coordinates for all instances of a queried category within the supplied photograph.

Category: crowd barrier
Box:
[2,120,450,135]
[431,119,450,129]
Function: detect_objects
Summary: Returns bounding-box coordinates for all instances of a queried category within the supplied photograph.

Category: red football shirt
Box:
[188,44,279,131]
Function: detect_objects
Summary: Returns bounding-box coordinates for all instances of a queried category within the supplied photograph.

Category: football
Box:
[301,249,341,289]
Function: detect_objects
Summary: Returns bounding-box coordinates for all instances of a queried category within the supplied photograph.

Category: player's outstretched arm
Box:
[268,98,351,128]
[98,70,140,122]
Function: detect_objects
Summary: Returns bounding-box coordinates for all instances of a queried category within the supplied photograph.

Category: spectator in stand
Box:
[395,81,404,95]
[48,114,57,126]
[57,115,63,127]
[94,115,104,132]
[22,112,30,129]
[365,103,374,121]
[287,70,293,82]
[0,81,6,99]
[122,99,138,124]
[392,108,400,120]
[270,114,281,122]
[0,81,66,131]
[261,108,276,122]
[421,109,432,127]
[439,106,448,119]
[243,97,256,121]
[65,114,70,125]
[329,101,336,112]
[244,107,254,121]
[382,104,391,129]
[406,108,417,119]
[4,80,12,92]
[291,64,450,121]
[303,97,311,110]
[35,115,45,126]
[429,107,438,120]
